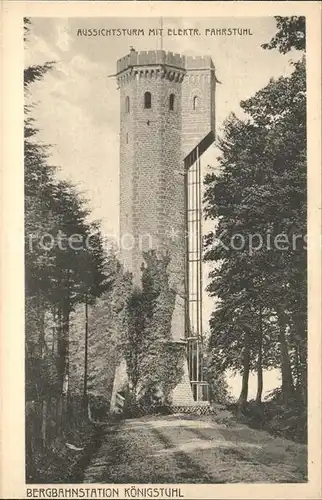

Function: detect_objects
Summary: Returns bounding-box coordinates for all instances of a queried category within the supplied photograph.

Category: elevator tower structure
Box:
[112,50,217,408]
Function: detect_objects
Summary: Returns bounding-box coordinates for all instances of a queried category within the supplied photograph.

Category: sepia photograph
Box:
[0,3,318,498]
[23,14,310,487]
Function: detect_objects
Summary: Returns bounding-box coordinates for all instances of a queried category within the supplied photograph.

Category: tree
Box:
[240,59,306,405]
[204,53,306,408]
[262,16,305,54]
[24,19,58,405]
[69,252,132,409]
[24,19,112,470]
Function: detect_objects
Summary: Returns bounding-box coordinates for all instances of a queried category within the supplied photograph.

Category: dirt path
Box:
[83,414,307,484]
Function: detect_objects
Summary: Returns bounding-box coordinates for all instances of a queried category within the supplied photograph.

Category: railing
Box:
[190,381,209,403]
[115,392,125,413]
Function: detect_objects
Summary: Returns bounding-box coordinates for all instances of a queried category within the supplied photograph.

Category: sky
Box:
[25,17,300,398]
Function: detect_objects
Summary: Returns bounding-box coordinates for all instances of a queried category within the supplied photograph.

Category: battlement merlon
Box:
[116,50,186,75]
[185,55,215,71]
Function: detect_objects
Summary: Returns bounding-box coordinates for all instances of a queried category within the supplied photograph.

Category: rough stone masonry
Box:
[110,49,217,410]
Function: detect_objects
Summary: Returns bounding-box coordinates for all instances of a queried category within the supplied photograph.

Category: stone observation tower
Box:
[111,50,218,410]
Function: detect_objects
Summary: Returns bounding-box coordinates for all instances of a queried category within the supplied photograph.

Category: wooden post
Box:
[41,399,47,450]
[256,304,264,404]
[83,294,89,408]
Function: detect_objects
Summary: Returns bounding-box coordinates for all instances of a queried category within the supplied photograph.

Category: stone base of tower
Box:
[110,354,209,414]
[168,351,195,406]
[109,293,209,413]
[167,294,200,407]
[168,352,210,411]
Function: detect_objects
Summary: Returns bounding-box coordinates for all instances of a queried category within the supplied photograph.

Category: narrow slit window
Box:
[169,93,175,111]
[125,96,130,113]
[193,96,199,111]
[144,91,151,109]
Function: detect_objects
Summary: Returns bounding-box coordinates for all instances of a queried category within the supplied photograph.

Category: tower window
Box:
[193,96,199,111]
[169,93,175,111]
[125,96,130,113]
[144,91,151,109]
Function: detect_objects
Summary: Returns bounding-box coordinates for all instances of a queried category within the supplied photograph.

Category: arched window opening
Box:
[193,96,199,111]
[144,91,152,109]
[169,93,175,111]
[126,132,129,144]
[125,96,130,113]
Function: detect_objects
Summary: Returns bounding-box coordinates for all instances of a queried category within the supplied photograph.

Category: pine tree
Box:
[25,20,113,472]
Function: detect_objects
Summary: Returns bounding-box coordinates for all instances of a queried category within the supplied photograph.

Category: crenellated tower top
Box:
[185,55,215,71]
[115,50,218,88]
[116,51,216,74]
[116,50,185,74]
[116,50,187,86]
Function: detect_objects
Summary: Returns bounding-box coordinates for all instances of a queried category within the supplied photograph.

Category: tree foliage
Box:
[121,251,184,408]
[69,253,132,402]
[204,18,306,413]
[25,17,111,399]
[262,16,306,54]
[25,20,113,480]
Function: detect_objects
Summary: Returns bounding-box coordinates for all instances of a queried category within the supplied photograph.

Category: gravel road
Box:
[83,414,307,484]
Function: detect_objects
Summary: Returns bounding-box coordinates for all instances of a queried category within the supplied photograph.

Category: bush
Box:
[264,389,307,442]
[121,388,171,419]
[89,394,110,421]
[230,392,307,444]
[26,396,96,483]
